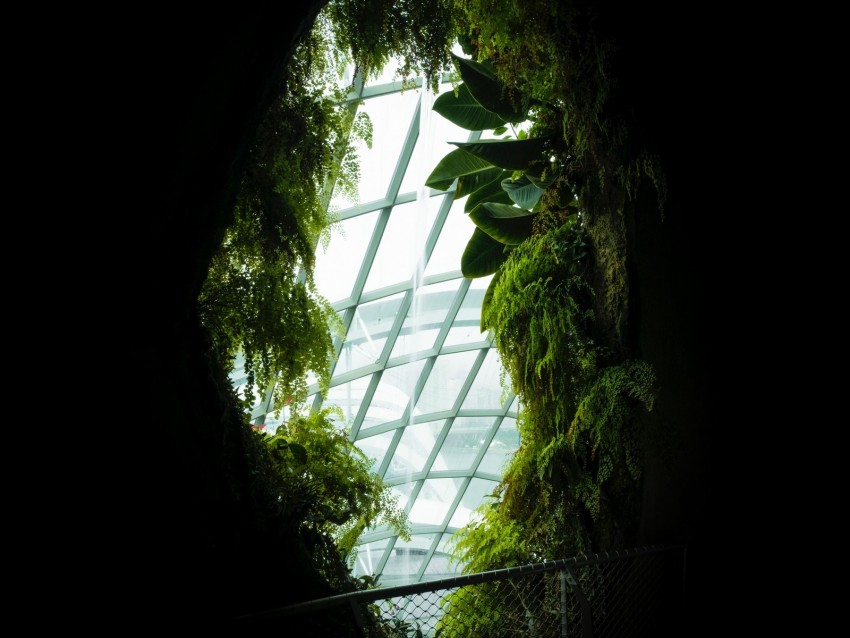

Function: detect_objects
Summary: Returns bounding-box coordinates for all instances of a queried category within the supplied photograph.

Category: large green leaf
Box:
[452,136,554,172]
[465,169,513,213]
[501,175,547,210]
[456,167,504,200]
[470,203,536,245]
[425,148,496,191]
[433,83,506,131]
[461,227,510,278]
[453,54,526,123]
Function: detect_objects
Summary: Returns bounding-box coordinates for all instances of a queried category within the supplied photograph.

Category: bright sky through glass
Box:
[250,58,520,588]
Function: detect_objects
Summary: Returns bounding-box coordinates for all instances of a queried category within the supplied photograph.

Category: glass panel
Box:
[323,375,374,430]
[448,478,498,529]
[363,359,427,427]
[384,420,445,480]
[460,348,505,411]
[364,197,441,293]
[352,537,391,580]
[381,533,437,586]
[314,211,378,303]
[335,292,405,375]
[405,82,476,195]
[422,533,461,580]
[414,350,479,416]
[390,279,460,359]
[424,197,473,277]
[432,417,495,472]
[478,417,520,475]
[508,395,520,415]
[390,480,416,511]
[352,89,421,204]
[443,275,494,346]
[355,429,397,471]
[408,477,464,526]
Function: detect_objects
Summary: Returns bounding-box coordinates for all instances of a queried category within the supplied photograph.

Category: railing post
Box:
[560,570,569,638]
[562,566,593,638]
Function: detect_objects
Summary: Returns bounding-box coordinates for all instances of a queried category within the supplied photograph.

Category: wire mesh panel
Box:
[244,546,686,638]
[435,573,562,637]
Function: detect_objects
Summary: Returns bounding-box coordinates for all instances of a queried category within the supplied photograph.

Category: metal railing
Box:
[237,545,687,637]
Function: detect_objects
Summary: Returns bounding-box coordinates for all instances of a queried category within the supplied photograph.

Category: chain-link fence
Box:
[238,545,686,637]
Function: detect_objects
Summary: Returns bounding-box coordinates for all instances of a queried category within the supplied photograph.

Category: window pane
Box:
[355,429,397,472]
[384,420,445,480]
[433,417,495,472]
[424,197,473,278]
[408,477,464,526]
[390,279,460,359]
[478,417,520,475]
[363,359,427,427]
[324,375,374,429]
[335,293,405,375]
[460,348,506,411]
[314,211,378,303]
[448,478,498,529]
[415,350,479,416]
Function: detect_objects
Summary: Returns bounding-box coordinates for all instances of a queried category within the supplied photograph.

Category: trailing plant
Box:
[484,220,595,428]
[567,359,657,547]
[323,0,459,91]
[251,407,410,585]
[198,16,364,413]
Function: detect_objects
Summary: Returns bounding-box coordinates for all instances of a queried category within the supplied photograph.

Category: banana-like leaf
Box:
[501,175,546,210]
[470,203,536,245]
[480,267,503,332]
[425,148,496,191]
[465,169,513,213]
[451,136,554,172]
[456,167,504,201]
[453,54,526,123]
[461,227,510,278]
[433,83,506,131]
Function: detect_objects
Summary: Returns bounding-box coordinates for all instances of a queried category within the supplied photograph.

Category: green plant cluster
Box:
[193,0,670,626]
[198,17,364,413]
[417,3,665,589]
[248,407,410,590]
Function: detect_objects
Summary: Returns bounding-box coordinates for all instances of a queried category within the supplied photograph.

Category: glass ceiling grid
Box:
[246,68,522,588]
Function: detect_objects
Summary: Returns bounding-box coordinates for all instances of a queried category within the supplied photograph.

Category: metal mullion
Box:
[396,356,437,428]
[415,474,472,581]
[385,94,421,204]
[449,348,489,416]
[415,526,453,582]
[347,371,383,440]
[466,415,505,479]
[376,289,413,367]
[348,206,392,309]
[375,426,406,478]
[419,417,454,480]
[432,277,470,355]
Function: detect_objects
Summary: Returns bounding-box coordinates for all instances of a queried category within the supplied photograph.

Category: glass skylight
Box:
[250,64,519,587]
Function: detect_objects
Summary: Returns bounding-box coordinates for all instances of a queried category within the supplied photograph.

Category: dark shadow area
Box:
[91,1,771,632]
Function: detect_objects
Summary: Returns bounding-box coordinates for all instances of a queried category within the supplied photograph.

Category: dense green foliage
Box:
[323,0,458,91]
[198,15,367,412]
[251,408,410,581]
[194,0,668,623]
[417,2,666,595]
